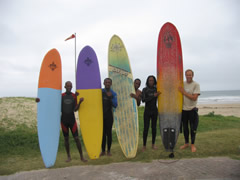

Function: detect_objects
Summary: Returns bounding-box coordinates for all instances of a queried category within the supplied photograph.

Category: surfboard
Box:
[76,45,103,159]
[108,35,138,158]
[157,22,183,152]
[37,48,62,167]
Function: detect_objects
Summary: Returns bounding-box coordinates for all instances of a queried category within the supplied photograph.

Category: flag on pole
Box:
[65,34,75,41]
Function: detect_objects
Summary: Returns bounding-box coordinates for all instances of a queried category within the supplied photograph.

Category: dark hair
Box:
[145,75,157,87]
[134,78,141,83]
[104,78,112,83]
[65,81,72,86]
[185,69,194,77]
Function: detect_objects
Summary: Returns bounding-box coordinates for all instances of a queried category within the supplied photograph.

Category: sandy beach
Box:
[198,103,240,117]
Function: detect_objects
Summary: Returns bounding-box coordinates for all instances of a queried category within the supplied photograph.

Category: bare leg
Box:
[74,136,87,162]
[64,137,71,162]
[142,146,146,152]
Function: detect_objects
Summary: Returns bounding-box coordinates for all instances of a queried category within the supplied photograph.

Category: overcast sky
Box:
[0,0,239,97]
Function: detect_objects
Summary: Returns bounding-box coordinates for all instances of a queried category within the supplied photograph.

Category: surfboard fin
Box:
[163,128,176,151]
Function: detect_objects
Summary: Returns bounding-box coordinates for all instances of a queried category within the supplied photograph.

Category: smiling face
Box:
[185,70,194,83]
[104,78,112,90]
[65,81,72,93]
[148,77,155,88]
[134,79,141,90]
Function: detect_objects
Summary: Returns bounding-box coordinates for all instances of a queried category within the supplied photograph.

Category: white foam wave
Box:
[198,96,240,104]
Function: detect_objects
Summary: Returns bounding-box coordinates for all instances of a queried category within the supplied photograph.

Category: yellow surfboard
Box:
[76,46,103,159]
[108,35,139,158]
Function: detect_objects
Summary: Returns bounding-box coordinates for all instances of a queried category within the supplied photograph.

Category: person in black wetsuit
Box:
[100,78,118,156]
[61,81,87,162]
[142,75,161,152]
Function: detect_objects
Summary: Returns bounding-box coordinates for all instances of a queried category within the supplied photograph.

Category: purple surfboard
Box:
[76,45,103,159]
[76,46,101,89]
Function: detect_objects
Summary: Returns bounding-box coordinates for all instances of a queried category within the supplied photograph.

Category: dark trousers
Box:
[143,108,158,146]
[182,109,198,144]
[102,115,113,152]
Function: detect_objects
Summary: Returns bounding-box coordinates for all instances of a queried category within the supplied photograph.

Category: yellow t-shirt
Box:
[183,81,200,111]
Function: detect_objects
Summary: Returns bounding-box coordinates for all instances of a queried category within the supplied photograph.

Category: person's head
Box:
[146,75,157,88]
[103,78,112,90]
[134,78,141,90]
[65,81,72,93]
[185,69,194,83]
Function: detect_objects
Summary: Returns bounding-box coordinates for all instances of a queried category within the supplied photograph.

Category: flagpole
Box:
[65,33,77,88]
[74,32,77,86]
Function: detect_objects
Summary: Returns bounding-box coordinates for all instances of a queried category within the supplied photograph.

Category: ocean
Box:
[198,90,240,104]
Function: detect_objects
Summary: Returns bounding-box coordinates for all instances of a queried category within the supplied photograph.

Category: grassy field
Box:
[0,97,240,175]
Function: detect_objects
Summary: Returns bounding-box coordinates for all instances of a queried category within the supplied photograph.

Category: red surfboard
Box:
[157,22,183,152]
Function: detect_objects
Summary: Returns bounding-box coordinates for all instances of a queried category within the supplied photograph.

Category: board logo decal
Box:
[109,65,129,76]
[48,61,57,71]
[84,57,93,66]
[163,31,174,48]
[111,43,122,52]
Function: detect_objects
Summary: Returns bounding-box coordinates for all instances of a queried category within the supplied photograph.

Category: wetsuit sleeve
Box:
[61,93,65,112]
[111,90,118,108]
[142,88,155,103]
[72,93,77,109]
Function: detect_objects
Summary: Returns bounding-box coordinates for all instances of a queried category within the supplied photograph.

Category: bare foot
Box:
[100,152,106,156]
[81,157,88,162]
[142,146,146,152]
[152,144,157,150]
[180,144,189,149]
[66,157,71,162]
[191,144,197,152]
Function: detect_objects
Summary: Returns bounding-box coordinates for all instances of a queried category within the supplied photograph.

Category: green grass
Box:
[0,104,240,175]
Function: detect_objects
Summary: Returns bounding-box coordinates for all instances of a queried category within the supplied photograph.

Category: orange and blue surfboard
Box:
[37,48,62,167]
[157,22,183,152]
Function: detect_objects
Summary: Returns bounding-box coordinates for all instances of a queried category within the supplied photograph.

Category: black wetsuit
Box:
[142,86,158,146]
[61,92,78,137]
[182,108,199,144]
[101,88,117,153]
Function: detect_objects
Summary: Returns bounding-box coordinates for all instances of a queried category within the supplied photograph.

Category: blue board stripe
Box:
[37,88,61,168]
